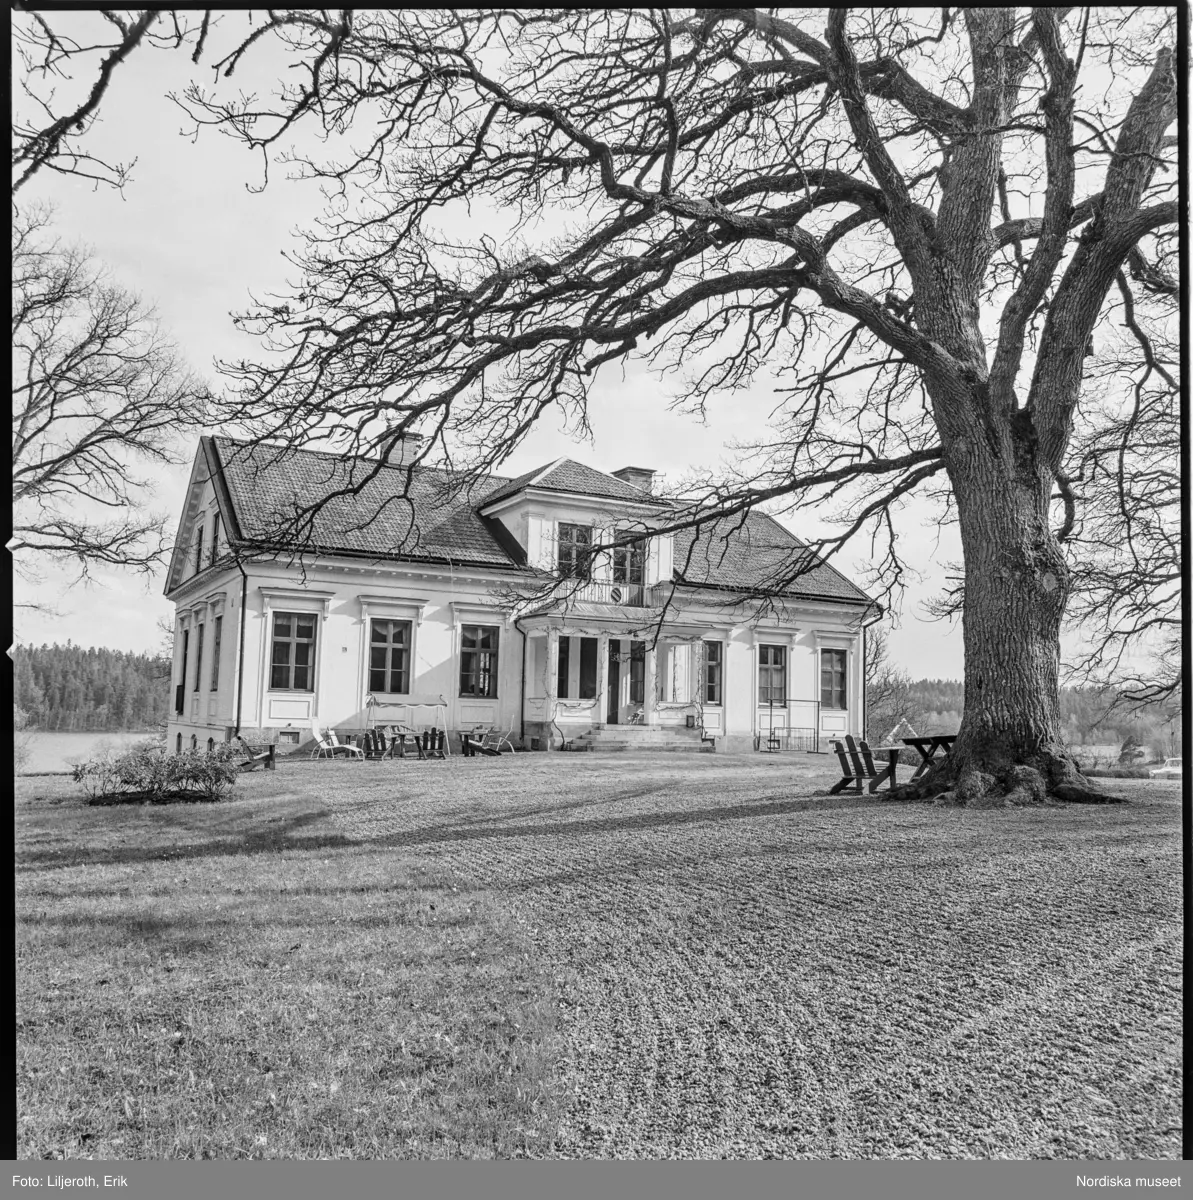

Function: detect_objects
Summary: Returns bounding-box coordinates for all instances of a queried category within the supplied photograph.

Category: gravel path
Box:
[318,754,1182,1159]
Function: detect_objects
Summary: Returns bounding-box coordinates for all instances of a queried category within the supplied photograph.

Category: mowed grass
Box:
[16,753,1184,1159]
[15,774,568,1159]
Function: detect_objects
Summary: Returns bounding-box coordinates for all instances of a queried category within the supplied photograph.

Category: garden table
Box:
[901,735,957,780]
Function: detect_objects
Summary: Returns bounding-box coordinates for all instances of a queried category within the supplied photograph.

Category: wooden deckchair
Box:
[829,734,898,794]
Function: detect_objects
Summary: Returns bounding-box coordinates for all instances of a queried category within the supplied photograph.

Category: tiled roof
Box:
[480,458,650,508]
[673,511,872,604]
[211,437,519,567]
[207,437,872,604]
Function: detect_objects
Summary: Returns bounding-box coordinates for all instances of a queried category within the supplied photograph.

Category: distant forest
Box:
[13,642,171,732]
[903,678,1180,757]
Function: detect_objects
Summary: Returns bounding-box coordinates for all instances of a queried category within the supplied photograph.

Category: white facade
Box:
[165,445,873,753]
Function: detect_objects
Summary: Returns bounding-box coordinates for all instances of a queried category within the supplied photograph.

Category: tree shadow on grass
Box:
[16,791,890,872]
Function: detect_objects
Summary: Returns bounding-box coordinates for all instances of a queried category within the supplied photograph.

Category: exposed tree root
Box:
[888,749,1127,806]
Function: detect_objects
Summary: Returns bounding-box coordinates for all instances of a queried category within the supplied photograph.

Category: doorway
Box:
[607,640,621,724]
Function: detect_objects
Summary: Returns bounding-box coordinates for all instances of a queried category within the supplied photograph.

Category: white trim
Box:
[260,586,335,622]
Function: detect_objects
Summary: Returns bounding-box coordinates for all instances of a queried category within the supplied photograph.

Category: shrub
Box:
[72,743,241,803]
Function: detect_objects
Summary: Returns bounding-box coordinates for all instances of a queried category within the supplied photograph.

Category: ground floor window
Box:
[578,637,598,700]
[210,616,222,690]
[370,618,412,694]
[758,644,786,705]
[271,612,317,691]
[194,623,205,692]
[629,640,645,704]
[821,648,847,709]
[557,634,571,698]
[460,625,499,697]
[704,640,723,705]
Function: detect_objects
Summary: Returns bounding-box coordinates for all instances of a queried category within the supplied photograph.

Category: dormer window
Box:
[557,523,592,579]
[612,537,645,586]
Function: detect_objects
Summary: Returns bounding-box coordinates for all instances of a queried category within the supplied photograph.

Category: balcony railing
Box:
[573,580,665,608]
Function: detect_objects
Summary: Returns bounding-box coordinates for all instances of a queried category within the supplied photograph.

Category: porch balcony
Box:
[572,579,666,608]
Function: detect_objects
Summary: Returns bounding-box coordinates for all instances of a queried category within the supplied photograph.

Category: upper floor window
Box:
[758,644,786,706]
[270,612,317,691]
[612,537,645,586]
[460,624,499,698]
[210,512,221,566]
[193,524,204,575]
[557,523,592,579]
[821,648,847,710]
[370,619,412,695]
[704,640,723,705]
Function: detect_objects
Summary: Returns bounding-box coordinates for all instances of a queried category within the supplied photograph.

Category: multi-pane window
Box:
[460,625,499,698]
[194,623,205,692]
[704,640,723,705]
[270,612,317,691]
[369,619,412,694]
[821,648,847,710]
[557,523,592,579]
[612,538,645,585]
[177,629,189,713]
[210,616,222,690]
[578,637,598,700]
[758,644,786,705]
[557,635,571,699]
[210,513,221,566]
[629,640,645,704]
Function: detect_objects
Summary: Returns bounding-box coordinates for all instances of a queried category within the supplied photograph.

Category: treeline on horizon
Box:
[901,678,1179,754]
[13,642,171,732]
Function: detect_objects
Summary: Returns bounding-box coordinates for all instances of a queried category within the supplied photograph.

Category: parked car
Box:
[1148,757,1183,779]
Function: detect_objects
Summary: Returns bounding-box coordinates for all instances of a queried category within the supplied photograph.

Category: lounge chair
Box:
[310,724,363,760]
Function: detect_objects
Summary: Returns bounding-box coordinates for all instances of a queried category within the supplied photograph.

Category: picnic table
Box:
[901,735,957,780]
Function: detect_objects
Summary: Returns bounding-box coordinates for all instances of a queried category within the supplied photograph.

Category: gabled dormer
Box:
[477,458,673,584]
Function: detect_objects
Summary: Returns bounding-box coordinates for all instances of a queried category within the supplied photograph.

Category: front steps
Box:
[562,724,711,753]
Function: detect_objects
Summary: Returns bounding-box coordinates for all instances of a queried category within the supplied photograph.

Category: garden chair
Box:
[479,725,517,754]
[235,734,276,772]
[310,724,363,760]
[829,734,898,795]
[463,726,502,757]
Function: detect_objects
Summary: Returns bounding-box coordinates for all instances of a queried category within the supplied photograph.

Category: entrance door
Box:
[607,640,621,723]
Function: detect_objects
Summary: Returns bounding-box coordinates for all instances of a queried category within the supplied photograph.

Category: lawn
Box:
[16,753,1183,1159]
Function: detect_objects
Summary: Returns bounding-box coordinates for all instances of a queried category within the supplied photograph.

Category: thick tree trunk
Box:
[893,413,1120,805]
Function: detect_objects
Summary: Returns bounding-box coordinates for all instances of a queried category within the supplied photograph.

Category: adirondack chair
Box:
[462,726,503,756]
[829,734,899,794]
[236,735,276,772]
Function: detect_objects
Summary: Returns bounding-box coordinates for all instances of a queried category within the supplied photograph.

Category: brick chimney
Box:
[612,465,655,493]
[385,432,425,468]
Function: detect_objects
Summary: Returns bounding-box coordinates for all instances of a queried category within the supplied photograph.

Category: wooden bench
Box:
[829,735,898,794]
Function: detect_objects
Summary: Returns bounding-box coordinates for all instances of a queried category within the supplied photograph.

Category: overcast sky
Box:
[11,13,973,678]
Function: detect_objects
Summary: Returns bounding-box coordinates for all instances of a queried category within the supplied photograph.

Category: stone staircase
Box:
[565,724,711,753]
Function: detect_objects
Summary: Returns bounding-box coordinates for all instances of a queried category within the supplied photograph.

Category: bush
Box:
[72,743,241,803]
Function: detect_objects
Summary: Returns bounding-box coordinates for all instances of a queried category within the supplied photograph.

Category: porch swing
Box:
[365,693,451,758]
